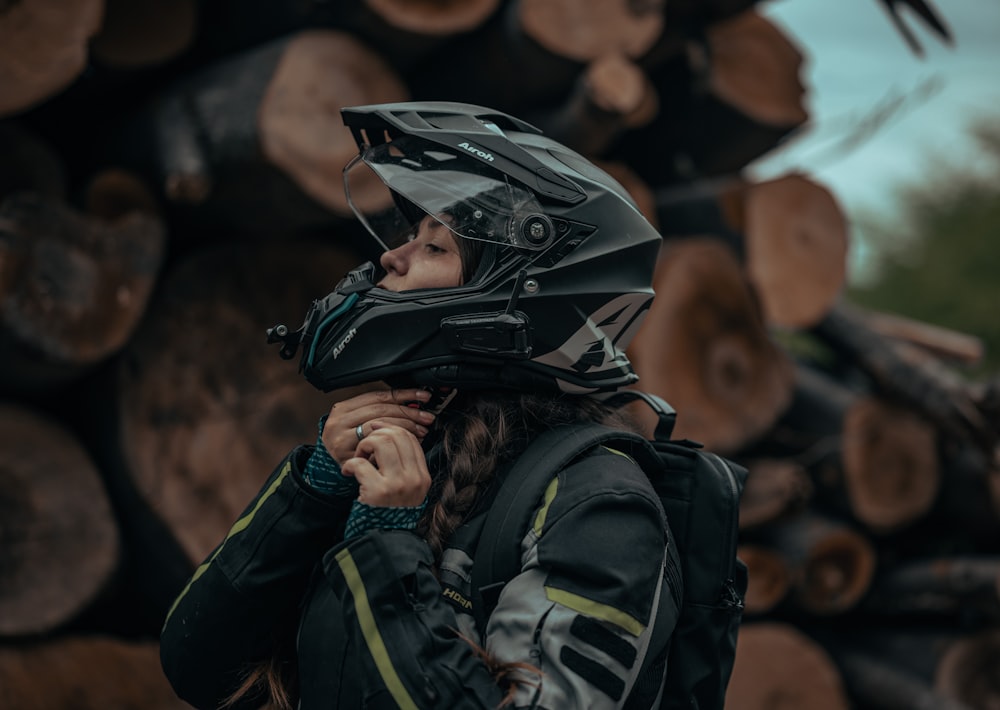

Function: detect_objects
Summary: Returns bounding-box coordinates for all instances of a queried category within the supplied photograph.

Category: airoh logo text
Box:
[458,142,494,162]
[333,328,357,359]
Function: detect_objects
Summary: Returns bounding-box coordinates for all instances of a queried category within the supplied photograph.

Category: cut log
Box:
[259,31,409,218]
[724,622,851,710]
[829,648,976,710]
[936,629,1000,710]
[517,0,665,62]
[738,543,792,615]
[116,241,372,568]
[825,628,1000,710]
[0,189,166,395]
[0,636,191,709]
[738,458,813,530]
[114,30,407,236]
[742,174,849,329]
[854,306,984,365]
[652,177,746,249]
[89,0,197,68]
[331,0,502,69]
[813,301,996,456]
[861,556,1000,625]
[760,511,877,615]
[614,51,797,185]
[840,396,939,533]
[627,238,794,454]
[0,0,104,116]
[407,2,585,114]
[594,161,659,229]
[698,9,808,128]
[526,54,658,157]
[0,404,120,637]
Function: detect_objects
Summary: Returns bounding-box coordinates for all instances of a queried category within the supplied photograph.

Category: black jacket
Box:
[161,442,670,709]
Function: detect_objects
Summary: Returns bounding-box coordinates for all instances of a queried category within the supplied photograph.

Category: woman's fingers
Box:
[342,426,431,508]
[322,388,434,464]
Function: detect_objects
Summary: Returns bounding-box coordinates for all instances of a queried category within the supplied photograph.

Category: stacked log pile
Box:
[2,1,995,708]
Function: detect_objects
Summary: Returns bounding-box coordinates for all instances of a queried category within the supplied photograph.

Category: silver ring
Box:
[355,424,365,442]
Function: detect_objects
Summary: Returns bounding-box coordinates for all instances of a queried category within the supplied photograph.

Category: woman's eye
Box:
[426,243,446,254]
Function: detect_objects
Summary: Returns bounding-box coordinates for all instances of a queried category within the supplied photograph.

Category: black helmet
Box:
[269,101,662,394]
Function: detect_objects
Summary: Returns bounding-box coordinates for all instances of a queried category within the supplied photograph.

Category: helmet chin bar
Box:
[266,262,378,362]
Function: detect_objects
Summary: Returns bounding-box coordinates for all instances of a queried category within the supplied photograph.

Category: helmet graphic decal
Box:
[534,293,652,375]
[574,340,608,372]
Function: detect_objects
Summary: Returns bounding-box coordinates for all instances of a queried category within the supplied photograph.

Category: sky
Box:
[748,0,1000,282]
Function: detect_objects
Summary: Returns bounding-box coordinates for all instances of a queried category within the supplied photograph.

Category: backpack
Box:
[471,391,748,710]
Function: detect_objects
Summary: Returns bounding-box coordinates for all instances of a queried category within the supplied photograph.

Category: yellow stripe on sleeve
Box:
[545,586,646,637]
[532,476,560,536]
[164,461,292,624]
[335,548,420,710]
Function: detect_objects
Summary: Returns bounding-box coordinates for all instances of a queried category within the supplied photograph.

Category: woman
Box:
[160,101,676,709]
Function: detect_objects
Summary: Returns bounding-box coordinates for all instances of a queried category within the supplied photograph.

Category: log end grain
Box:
[935,629,1000,710]
[118,241,369,564]
[703,9,809,127]
[739,459,814,530]
[726,622,851,710]
[0,0,104,116]
[738,544,791,615]
[365,0,501,35]
[743,174,849,329]
[799,526,877,615]
[628,238,794,454]
[0,405,121,637]
[259,30,410,217]
[842,397,940,533]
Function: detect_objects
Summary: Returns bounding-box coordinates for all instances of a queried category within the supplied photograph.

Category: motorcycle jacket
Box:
[160,441,672,710]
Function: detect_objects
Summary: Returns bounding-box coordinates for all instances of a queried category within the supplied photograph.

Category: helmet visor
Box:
[344,135,549,253]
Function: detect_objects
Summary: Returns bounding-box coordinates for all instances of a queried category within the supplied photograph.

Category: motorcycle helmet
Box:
[269,101,663,394]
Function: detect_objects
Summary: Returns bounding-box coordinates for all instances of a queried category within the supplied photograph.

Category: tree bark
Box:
[813,300,996,457]
[861,556,1000,624]
[0,404,121,637]
[113,30,408,237]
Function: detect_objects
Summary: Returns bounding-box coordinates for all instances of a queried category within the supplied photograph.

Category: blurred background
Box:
[1,1,998,708]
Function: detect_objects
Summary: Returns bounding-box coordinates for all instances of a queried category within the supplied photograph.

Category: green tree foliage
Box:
[848,120,1000,375]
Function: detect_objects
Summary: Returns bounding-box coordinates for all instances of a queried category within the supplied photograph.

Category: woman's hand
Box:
[322,388,437,466]
[341,425,432,507]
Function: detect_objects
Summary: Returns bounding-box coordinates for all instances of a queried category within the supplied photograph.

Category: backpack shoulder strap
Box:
[471,422,649,630]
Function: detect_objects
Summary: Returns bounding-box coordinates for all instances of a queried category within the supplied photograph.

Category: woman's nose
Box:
[380,243,408,274]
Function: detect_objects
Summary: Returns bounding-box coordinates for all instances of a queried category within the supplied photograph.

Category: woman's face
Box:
[378,215,464,291]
